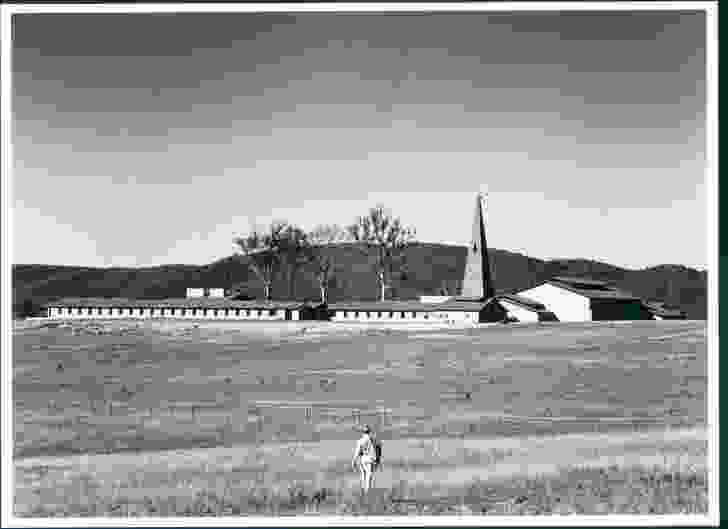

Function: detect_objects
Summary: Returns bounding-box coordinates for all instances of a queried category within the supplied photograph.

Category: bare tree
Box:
[308,224,348,304]
[347,205,416,301]
[278,224,311,300]
[234,222,287,301]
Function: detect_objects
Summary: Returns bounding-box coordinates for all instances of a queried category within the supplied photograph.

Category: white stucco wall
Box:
[46,305,301,321]
[331,309,478,323]
[516,283,590,322]
[434,311,479,323]
[498,300,540,323]
[332,309,430,323]
[419,296,454,304]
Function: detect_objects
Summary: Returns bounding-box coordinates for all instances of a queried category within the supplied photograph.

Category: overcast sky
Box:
[12,9,708,270]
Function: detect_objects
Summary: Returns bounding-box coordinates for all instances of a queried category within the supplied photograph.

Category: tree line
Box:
[234,205,416,303]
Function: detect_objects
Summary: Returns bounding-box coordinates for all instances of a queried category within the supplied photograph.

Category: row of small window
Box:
[53,307,283,317]
[340,310,431,320]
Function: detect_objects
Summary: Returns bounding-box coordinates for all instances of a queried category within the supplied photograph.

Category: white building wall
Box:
[208,288,225,298]
[340,310,420,323]
[45,304,303,321]
[498,300,540,323]
[432,311,479,324]
[419,296,453,304]
[331,309,479,323]
[516,283,590,322]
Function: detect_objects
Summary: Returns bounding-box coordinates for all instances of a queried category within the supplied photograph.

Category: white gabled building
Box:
[516,277,653,322]
[495,294,558,323]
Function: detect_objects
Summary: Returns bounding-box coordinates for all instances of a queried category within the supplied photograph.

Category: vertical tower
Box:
[460,192,495,299]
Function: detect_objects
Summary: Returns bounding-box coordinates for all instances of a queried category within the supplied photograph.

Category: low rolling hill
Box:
[13,244,707,319]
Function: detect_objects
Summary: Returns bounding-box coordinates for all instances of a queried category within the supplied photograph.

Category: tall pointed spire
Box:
[460,192,495,299]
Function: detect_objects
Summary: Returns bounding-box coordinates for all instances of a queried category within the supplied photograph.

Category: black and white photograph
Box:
[1,2,718,524]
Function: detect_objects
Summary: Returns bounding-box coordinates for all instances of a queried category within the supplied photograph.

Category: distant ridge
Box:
[12,244,707,319]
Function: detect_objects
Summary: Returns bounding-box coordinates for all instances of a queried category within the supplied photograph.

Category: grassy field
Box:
[12,319,708,516]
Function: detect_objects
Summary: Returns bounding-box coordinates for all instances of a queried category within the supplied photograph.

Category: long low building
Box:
[42,297,519,325]
[42,295,557,325]
[328,298,509,324]
[41,278,682,324]
[45,297,505,325]
[43,297,329,321]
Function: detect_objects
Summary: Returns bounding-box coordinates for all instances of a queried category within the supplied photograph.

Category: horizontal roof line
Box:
[43,298,324,309]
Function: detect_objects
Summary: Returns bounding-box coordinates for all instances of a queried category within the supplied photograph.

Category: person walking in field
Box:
[352,424,381,493]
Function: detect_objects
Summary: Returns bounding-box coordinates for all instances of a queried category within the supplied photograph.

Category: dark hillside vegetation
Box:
[13,244,707,319]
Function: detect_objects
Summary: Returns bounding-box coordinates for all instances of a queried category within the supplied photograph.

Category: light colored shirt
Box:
[355,433,375,463]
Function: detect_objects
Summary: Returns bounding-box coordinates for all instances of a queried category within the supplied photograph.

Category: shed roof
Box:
[327,299,495,313]
[552,276,612,287]
[327,301,440,313]
[435,299,497,311]
[545,278,640,301]
[496,293,547,311]
[43,297,321,310]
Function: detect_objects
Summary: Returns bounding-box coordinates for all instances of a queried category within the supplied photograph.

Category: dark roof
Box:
[436,299,497,311]
[552,276,611,288]
[496,294,546,311]
[453,296,486,302]
[327,299,495,313]
[546,278,640,301]
[43,298,322,310]
[328,301,439,313]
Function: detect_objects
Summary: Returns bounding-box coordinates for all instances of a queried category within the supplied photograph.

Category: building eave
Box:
[43,297,323,310]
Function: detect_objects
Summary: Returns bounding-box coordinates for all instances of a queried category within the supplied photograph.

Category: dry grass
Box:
[14,426,708,517]
[17,463,708,517]
[13,319,709,517]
